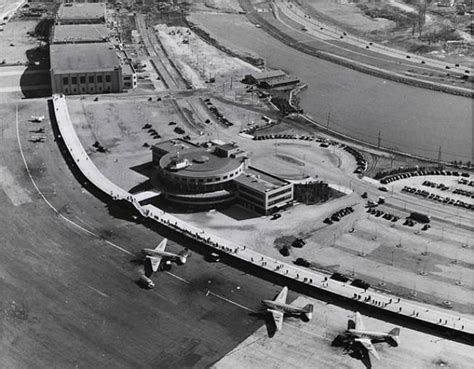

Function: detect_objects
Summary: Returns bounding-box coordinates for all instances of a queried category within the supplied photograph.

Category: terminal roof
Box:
[50,43,121,74]
[160,148,240,177]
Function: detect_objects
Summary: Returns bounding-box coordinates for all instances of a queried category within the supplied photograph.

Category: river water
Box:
[189,13,473,162]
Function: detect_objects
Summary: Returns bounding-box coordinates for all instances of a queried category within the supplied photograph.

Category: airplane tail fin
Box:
[302,304,313,320]
[177,248,190,265]
[387,327,400,347]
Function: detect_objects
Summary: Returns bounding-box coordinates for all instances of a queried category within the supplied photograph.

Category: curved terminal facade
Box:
[152,139,294,213]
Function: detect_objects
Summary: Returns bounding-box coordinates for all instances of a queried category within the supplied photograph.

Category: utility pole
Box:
[327,111,330,130]
[438,146,442,163]
[377,129,381,148]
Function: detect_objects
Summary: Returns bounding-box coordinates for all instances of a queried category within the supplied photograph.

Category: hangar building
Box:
[50,43,135,94]
[50,2,137,94]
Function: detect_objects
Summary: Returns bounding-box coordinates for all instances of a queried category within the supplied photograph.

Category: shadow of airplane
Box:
[249,310,278,338]
[331,334,372,369]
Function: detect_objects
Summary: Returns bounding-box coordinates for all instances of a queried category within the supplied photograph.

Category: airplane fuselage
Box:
[348,329,390,340]
[262,300,305,314]
[142,248,179,259]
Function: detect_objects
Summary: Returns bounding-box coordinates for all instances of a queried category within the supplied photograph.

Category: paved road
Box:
[0,98,289,368]
[277,0,471,76]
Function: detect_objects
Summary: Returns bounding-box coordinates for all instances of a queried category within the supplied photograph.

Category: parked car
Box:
[330,273,349,283]
[294,258,311,267]
[351,279,370,290]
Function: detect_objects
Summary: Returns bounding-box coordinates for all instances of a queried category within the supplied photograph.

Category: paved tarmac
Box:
[0,98,283,368]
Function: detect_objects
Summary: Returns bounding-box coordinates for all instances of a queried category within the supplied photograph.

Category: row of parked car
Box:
[341,145,367,174]
[204,98,233,127]
[453,188,474,198]
[367,207,400,222]
[422,179,474,199]
[458,178,474,187]
[402,186,473,210]
[422,180,449,191]
[324,206,354,224]
[380,169,470,185]
[253,133,321,141]
[331,273,371,290]
[142,123,162,140]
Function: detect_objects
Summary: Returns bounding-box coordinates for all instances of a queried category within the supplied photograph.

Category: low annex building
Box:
[152,139,293,214]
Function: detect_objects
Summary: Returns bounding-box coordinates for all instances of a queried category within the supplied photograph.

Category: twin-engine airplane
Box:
[262,286,313,331]
[141,238,190,273]
[346,312,400,360]
[31,115,45,122]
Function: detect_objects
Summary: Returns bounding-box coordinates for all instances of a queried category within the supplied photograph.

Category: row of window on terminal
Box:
[62,74,112,85]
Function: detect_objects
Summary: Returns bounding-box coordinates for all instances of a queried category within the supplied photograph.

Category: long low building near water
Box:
[242,69,300,89]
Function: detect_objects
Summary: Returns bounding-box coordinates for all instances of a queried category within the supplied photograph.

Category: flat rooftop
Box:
[248,69,286,81]
[160,148,243,178]
[57,3,106,21]
[50,43,121,74]
[52,24,109,43]
[153,140,195,154]
[234,167,288,192]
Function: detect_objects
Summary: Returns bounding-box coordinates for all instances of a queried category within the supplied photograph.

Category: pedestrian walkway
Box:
[52,94,474,340]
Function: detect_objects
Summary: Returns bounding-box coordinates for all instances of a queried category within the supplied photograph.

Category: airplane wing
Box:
[269,309,284,331]
[274,286,288,304]
[354,312,366,331]
[357,338,380,360]
[148,256,162,273]
[154,238,167,252]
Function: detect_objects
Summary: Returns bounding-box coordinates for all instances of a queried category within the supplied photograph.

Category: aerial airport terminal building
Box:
[50,2,136,95]
[152,140,294,214]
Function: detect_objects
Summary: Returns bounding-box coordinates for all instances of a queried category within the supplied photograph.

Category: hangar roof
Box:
[50,43,120,74]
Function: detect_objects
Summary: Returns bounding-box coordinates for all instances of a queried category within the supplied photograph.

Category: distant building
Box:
[152,139,294,214]
[50,43,136,94]
[51,24,109,44]
[242,69,300,89]
[258,76,300,89]
[242,70,287,85]
[56,2,106,24]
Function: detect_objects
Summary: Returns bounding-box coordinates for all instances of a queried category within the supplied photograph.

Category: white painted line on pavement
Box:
[208,291,257,313]
[165,271,256,313]
[15,104,133,257]
[104,240,133,256]
[88,285,109,298]
[165,271,190,284]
